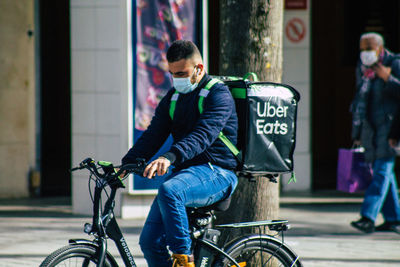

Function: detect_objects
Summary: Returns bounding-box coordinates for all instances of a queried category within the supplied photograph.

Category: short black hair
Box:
[166,40,201,63]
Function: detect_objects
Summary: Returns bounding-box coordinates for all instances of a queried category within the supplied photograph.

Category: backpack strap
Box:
[218,132,240,156]
[169,78,222,120]
[200,79,240,157]
[198,78,223,113]
[243,72,259,82]
[169,78,241,158]
[169,92,180,119]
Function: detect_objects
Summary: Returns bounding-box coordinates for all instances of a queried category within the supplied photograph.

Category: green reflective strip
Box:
[198,96,205,114]
[231,87,246,99]
[243,72,259,81]
[218,132,240,156]
[205,78,221,90]
[98,161,112,166]
[199,79,222,114]
[227,76,240,81]
[169,93,179,119]
[169,101,176,119]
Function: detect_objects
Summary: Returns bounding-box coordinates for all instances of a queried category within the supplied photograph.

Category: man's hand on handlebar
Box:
[143,156,171,179]
[115,158,147,178]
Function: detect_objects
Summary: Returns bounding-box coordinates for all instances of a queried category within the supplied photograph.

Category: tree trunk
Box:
[216,0,284,234]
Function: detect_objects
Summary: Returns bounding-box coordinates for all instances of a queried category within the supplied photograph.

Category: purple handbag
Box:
[336,148,373,193]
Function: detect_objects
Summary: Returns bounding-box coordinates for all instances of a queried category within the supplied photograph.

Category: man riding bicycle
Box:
[121,40,239,267]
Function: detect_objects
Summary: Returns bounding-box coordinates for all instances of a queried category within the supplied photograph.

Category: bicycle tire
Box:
[39,244,117,267]
[220,235,302,267]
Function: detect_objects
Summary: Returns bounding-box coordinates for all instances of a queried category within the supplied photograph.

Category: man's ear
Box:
[197,64,204,75]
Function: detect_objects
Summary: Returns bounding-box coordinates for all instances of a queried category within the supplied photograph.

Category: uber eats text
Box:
[256,102,289,135]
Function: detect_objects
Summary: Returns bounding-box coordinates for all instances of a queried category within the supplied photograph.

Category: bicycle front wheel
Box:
[40,244,117,267]
[221,235,302,267]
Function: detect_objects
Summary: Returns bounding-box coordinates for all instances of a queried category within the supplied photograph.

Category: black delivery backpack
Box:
[211,74,300,176]
[169,73,300,177]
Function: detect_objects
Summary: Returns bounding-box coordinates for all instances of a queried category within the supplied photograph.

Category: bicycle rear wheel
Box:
[221,235,302,267]
[40,244,117,267]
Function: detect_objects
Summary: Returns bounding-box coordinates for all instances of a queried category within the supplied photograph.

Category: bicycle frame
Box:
[62,159,301,267]
[89,177,242,267]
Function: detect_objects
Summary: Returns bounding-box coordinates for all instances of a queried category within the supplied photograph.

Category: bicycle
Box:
[40,158,303,267]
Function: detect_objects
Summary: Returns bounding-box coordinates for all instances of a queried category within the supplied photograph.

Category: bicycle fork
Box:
[97,237,107,267]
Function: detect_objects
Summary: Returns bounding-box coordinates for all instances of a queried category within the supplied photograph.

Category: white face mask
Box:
[172,67,199,94]
[360,50,378,66]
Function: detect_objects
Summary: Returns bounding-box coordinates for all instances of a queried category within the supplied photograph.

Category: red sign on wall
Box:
[285,0,307,9]
[285,18,306,43]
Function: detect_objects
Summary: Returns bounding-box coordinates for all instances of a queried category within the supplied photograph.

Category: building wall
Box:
[70,0,131,215]
[0,0,35,198]
[281,6,311,192]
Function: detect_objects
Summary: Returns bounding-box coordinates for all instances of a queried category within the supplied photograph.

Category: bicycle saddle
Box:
[207,196,231,212]
[188,196,231,213]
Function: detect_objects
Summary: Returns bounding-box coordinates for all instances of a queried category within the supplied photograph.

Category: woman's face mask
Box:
[360,50,378,67]
[172,66,200,94]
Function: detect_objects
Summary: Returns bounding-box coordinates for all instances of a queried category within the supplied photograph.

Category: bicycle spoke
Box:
[262,253,284,267]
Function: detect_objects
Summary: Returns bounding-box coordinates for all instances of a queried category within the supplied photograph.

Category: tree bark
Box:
[216,0,284,234]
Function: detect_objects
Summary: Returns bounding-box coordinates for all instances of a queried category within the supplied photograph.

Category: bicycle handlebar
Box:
[71,158,147,181]
[71,158,95,172]
[115,159,146,177]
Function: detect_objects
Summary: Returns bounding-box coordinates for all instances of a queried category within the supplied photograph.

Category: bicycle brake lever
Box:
[70,167,81,172]
[71,159,93,172]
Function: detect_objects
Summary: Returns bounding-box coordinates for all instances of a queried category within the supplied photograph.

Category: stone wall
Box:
[0,0,35,198]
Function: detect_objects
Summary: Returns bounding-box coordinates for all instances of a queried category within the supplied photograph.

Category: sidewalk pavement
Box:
[0,193,399,267]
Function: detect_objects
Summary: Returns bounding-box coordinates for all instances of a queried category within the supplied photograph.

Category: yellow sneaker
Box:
[171,254,195,267]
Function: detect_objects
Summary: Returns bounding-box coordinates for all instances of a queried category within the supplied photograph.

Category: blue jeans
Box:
[139,164,238,267]
[361,157,400,222]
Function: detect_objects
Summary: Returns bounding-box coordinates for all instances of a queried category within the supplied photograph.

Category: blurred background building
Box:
[1,0,399,218]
